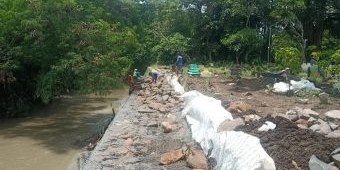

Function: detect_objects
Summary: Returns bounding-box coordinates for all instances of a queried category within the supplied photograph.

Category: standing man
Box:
[175,53,183,75]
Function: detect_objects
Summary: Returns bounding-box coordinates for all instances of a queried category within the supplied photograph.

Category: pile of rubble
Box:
[210,96,340,169]
[279,108,340,138]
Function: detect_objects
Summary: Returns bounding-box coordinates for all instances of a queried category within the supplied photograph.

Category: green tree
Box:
[270,0,306,62]
[221,28,263,64]
[274,47,301,73]
[151,33,191,64]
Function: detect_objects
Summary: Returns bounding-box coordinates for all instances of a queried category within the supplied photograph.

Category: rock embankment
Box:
[79,68,209,170]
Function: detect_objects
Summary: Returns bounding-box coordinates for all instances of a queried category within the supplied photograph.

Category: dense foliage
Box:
[1,0,339,117]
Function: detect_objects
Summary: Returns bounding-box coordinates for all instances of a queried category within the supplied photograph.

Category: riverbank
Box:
[79,68,209,170]
[0,89,128,170]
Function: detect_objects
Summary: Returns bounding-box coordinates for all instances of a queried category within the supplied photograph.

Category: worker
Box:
[149,69,159,83]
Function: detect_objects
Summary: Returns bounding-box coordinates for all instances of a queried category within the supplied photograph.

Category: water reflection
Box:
[0,89,128,170]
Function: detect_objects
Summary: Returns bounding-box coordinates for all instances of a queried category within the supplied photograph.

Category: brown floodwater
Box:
[0,88,128,170]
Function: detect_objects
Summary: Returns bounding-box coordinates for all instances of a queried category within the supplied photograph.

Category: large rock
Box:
[227,101,255,114]
[147,120,158,127]
[144,96,155,104]
[332,154,340,167]
[329,122,339,130]
[165,114,177,124]
[319,92,330,104]
[318,119,332,135]
[124,138,134,147]
[160,149,185,165]
[155,95,165,104]
[293,107,309,120]
[148,102,167,113]
[309,155,338,170]
[289,107,313,120]
[282,110,299,122]
[326,130,340,138]
[161,121,176,133]
[296,119,309,127]
[331,148,340,155]
[186,145,209,170]
[243,114,261,123]
[310,119,332,135]
[309,124,321,132]
[217,117,245,132]
[144,90,151,96]
[168,98,179,104]
[296,98,309,104]
[325,110,340,122]
[297,124,308,129]
[303,108,320,118]
[162,95,169,102]
[308,117,318,127]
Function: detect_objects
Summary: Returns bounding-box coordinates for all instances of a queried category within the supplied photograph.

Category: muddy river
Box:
[0,88,128,170]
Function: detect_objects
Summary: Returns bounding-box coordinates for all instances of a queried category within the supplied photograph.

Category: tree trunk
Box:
[236,53,240,65]
[206,30,212,62]
[244,48,253,63]
[287,20,307,63]
[208,50,212,63]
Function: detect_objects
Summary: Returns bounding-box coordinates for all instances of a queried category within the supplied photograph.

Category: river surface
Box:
[0,88,128,170]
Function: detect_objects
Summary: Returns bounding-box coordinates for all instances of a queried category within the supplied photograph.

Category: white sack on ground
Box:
[186,110,276,170]
[291,79,319,91]
[168,75,185,94]
[186,115,216,153]
[210,131,276,170]
[182,90,276,170]
[273,79,320,93]
[180,90,203,106]
[273,82,290,93]
[258,121,276,132]
[181,91,233,132]
[170,79,275,170]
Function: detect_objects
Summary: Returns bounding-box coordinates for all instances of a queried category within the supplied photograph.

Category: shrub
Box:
[274,47,301,73]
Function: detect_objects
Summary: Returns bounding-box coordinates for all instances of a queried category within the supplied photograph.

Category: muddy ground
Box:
[186,75,340,170]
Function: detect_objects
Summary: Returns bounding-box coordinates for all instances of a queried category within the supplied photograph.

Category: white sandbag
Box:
[185,109,276,170]
[273,79,320,93]
[182,90,276,170]
[180,90,203,106]
[169,72,276,170]
[273,82,291,93]
[182,91,233,132]
[210,131,276,170]
[169,75,185,94]
[290,79,319,91]
[186,115,216,153]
